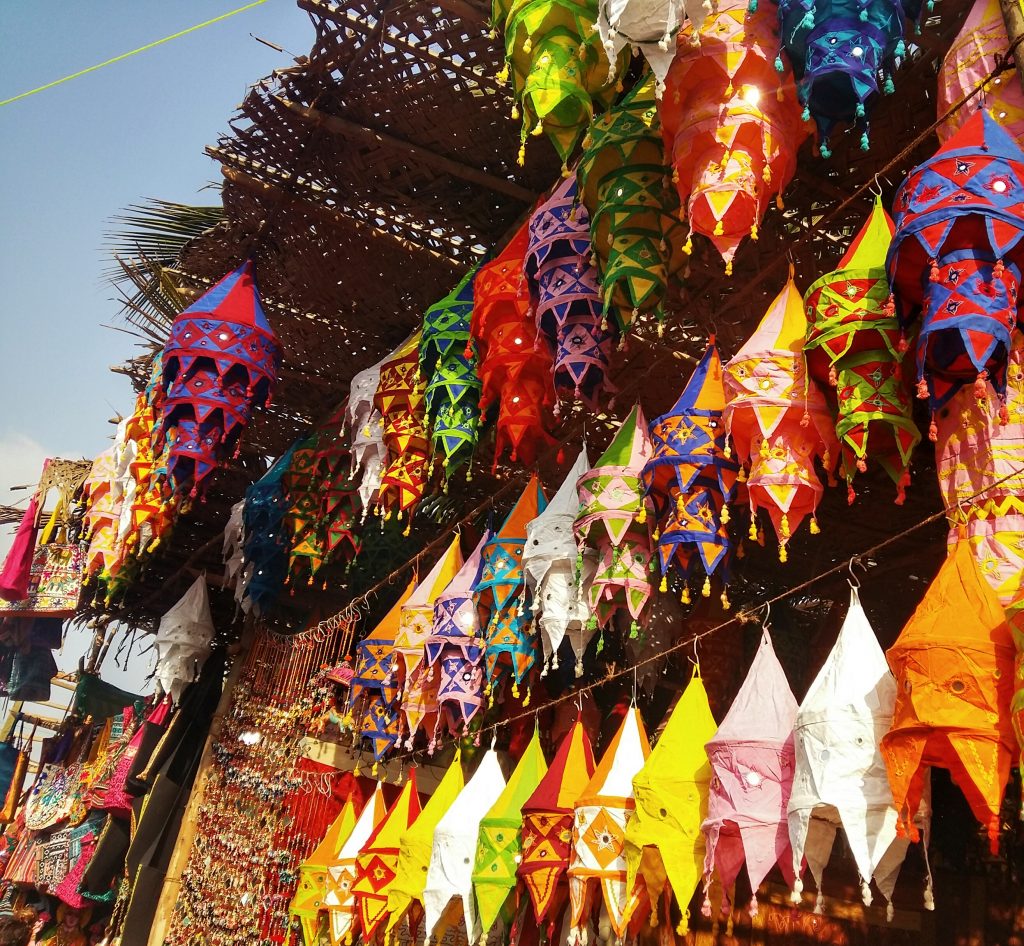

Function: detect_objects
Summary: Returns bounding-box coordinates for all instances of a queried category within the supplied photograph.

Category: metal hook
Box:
[762,600,771,628]
[870,174,883,197]
[575,688,584,716]
[848,556,865,589]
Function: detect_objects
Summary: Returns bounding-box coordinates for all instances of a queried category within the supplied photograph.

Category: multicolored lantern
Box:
[643,340,740,607]
[158,261,279,498]
[472,727,549,936]
[578,72,687,333]
[82,446,120,579]
[789,586,929,917]
[473,225,556,466]
[805,196,919,502]
[568,706,650,944]
[283,431,328,587]
[887,111,1024,414]
[523,448,595,677]
[661,0,808,273]
[494,0,626,170]
[723,275,838,559]
[625,670,717,935]
[519,717,596,934]
[881,537,1015,854]
[475,475,548,696]
[421,269,482,480]
[702,628,798,916]
[775,0,907,155]
[574,405,654,636]
[526,175,616,410]
[937,0,1024,145]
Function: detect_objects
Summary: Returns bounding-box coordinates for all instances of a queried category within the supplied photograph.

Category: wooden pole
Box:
[144,622,254,946]
[998,0,1024,93]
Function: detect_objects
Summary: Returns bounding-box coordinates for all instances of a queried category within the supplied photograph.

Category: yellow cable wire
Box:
[0,0,269,108]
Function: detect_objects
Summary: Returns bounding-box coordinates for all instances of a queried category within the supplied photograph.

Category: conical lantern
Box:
[881,537,1015,854]
[804,196,919,501]
[526,175,616,410]
[325,784,386,946]
[349,351,390,513]
[568,706,651,943]
[702,629,798,916]
[385,755,466,941]
[83,446,121,579]
[887,111,1024,413]
[154,575,215,703]
[424,749,507,942]
[1007,587,1024,793]
[426,532,490,737]
[625,670,717,935]
[519,717,596,934]
[574,405,655,636]
[472,727,549,936]
[473,225,556,466]
[353,772,422,940]
[307,400,362,570]
[494,0,626,170]
[937,0,1024,145]
[422,269,482,479]
[723,276,838,558]
[475,476,548,695]
[158,261,279,498]
[375,331,430,525]
[661,0,809,273]
[283,431,328,587]
[523,448,596,676]
[775,0,908,154]
[789,586,930,918]
[578,72,688,333]
[643,340,740,606]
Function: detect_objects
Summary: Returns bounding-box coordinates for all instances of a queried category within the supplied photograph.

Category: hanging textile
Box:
[702,629,798,916]
[625,670,717,935]
[574,405,654,636]
[578,71,687,334]
[82,447,121,580]
[154,576,215,704]
[526,175,616,411]
[723,275,838,559]
[157,261,280,498]
[643,340,740,607]
[283,431,328,588]
[887,110,1024,413]
[804,196,919,501]
[348,351,390,513]
[661,0,808,274]
[523,448,595,677]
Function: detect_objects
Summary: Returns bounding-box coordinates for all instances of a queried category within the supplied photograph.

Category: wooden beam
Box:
[273,95,535,203]
[998,0,1024,94]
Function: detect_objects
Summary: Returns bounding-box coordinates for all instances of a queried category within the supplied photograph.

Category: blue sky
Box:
[0,1,314,686]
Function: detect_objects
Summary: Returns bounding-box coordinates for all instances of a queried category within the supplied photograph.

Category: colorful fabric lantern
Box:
[643,340,740,606]
[82,447,121,579]
[881,537,1015,854]
[494,0,625,170]
[475,476,548,695]
[574,405,654,636]
[578,72,687,333]
[526,175,616,411]
[472,727,549,936]
[937,0,1024,145]
[324,784,386,946]
[1008,587,1024,790]
[307,400,363,572]
[283,431,328,587]
[568,706,650,944]
[158,261,279,498]
[424,749,507,942]
[702,629,798,915]
[789,586,929,917]
[661,0,808,273]
[375,331,430,526]
[519,717,596,933]
[289,796,358,946]
[775,0,907,154]
[426,532,490,736]
[421,270,482,479]
[154,576,215,703]
[385,755,466,941]
[625,670,717,935]
[805,197,919,501]
[472,225,555,466]
[349,352,389,513]
[353,770,422,939]
[723,276,838,558]
[887,111,1024,413]
[524,448,595,677]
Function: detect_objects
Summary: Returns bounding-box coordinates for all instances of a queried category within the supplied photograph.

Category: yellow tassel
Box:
[517,142,526,166]
[484,681,492,696]
[721,503,730,524]
[523,688,531,708]
[776,194,785,211]
[677,494,686,514]
[638,504,647,524]
[781,513,790,538]
[681,585,691,604]
[750,223,759,241]
[809,517,820,535]
[702,577,711,598]
[683,236,693,254]
[512,681,520,699]
[748,519,757,541]
[652,527,660,541]
[760,437,770,458]
[353,760,361,777]
[721,589,731,610]
[371,761,379,776]
[714,220,724,236]
[725,260,733,276]
[523,35,532,53]
[403,522,411,537]
[779,543,788,563]
[497,64,509,85]
[659,575,668,592]
[724,442,732,458]
[531,120,544,137]
[726,81,734,97]
[510,103,519,120]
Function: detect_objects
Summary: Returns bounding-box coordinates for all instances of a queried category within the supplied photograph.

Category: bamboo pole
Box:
[998,0,1024,92]
[144,622,254,946]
